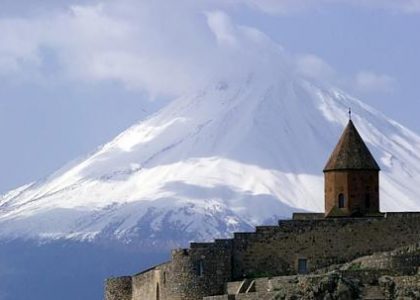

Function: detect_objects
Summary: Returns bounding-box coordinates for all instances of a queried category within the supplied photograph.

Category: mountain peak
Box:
[1,77,420,247]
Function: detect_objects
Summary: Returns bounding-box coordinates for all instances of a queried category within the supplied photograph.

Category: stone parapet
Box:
[105,276,132,300]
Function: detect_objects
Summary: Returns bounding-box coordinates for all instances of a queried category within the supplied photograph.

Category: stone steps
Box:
[204,291,283,300]
[362,285,386,300]
[235,279,255,294]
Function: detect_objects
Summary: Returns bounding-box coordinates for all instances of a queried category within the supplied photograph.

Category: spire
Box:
[324,120,380,172]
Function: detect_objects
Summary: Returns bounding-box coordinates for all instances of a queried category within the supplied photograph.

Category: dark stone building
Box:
[105,120,420,300]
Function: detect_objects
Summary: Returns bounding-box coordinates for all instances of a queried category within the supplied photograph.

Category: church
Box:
[105,119,420,300]
[323,119,381,218]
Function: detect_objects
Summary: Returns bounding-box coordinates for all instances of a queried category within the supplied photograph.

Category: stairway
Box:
[361,285,386,300]
[235,279,256,294]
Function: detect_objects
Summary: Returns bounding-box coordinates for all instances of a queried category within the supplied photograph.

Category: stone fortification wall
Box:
[105,212,420,300]
[232,213,420,279]
[131,263,167,300]
[105,276,132,300]
[162,239,233,299]
[106,239,234,300]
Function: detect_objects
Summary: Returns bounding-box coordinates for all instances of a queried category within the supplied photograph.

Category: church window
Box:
[338,194,345,208]
[156,283,160,300]
[298,258,308,274]
[195,260,204,277]
[365,194,370,208]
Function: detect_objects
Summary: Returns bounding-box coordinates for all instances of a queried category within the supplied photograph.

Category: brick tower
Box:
[323,119,381,217]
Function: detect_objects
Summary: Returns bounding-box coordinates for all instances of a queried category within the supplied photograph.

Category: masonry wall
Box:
[131,266,165,300]
[324,170,379,216]
[325,171,348,214]
[347,171,379,214]
[166,239,233,300]
[232,213,420,279]
[105,276,132,300]
[125,239,234,300]
[106,212,420,300]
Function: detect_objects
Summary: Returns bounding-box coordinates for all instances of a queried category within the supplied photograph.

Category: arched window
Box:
[156,283,160,300]
[365,194,370,208]
[338,194,345,208]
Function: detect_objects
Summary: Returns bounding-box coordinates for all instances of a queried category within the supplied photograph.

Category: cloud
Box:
[0,0,402,98]
[354,71,396,93]
[294,53,397,95]
[237,0,420,14]
[295,54,336,81]
[0,0,292,96]
[206,11,239,47]
[0,0,100,16]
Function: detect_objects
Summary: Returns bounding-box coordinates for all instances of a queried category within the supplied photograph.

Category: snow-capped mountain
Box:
[1,74,420,247]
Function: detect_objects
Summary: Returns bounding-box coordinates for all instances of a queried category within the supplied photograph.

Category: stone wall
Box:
[126,239,234,300]
[132,266,163,300]
[105,276,132,300]
[105,212,420,300]
[232,213,420,279]
[324,170,379,216]
[166,239,233,299]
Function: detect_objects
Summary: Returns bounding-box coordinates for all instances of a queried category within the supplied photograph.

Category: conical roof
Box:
[324,120,380,172]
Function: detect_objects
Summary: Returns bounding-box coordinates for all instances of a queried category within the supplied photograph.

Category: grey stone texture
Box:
[105,213,420,300]
[105,276,132,300]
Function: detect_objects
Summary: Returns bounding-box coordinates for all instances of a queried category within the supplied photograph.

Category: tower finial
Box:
[348,107,352,120]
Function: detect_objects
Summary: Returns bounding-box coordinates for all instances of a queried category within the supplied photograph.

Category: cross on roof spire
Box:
[323,119,380,172]
[348,107,352,120]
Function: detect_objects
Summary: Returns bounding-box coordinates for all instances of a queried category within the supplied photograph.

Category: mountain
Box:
[1,74,420,248]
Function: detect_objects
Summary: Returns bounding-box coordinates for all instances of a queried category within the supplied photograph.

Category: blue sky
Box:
[1,0,419,193]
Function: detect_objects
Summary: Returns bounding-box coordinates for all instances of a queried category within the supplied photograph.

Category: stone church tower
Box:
[324,119,381,217]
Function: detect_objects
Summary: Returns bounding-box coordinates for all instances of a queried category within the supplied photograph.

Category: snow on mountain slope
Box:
[1,74,420,246]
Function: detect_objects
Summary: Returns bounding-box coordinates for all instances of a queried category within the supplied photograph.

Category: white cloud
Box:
[0,0,292,96]
[206,11,238,47]
[294,53,397,95]
[354,71,396,93]
[0,0,402,98]
[295,54,336,81]
[237,0,420,14]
